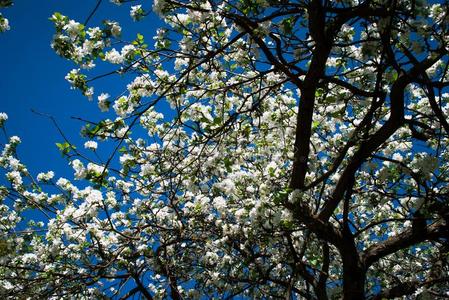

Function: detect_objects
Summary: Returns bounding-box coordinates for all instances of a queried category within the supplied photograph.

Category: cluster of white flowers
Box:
[119,153,134,165]
[6,170,22,187]
[63,20,83,38]
[71,159,86,179]
[140,109,164,135]
[105,49,123,64]
[87,162,106,176]
[127,74,155,97]
[140,163,154,176]
[84,87,94,100]
[184,103,213,123]
[130,5,145,21]
[105,20,121,37]
[65,69,83,88]
[37,171,55,182]
[0,13,10,32]
[105,44,137,65]
[411,153,439,177]
[0,112,8,127]
[97,93,110,112]
[84,140,98,151]
[152,0,167,16]
[113,96,135,117]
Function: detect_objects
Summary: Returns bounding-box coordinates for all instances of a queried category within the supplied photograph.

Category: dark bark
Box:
[371,277,449,300]
[318,73,408,222]
[315,243,330,300]
[131,274,154,300]
[341,175,366,300]
[342,253,366,300]
[363,220,448,267]
[290,0,332,190]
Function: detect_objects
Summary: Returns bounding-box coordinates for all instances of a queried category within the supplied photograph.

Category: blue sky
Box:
[0,0,161,178]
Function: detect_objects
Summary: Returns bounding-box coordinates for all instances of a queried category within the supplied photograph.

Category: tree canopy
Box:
[1,0,449,299]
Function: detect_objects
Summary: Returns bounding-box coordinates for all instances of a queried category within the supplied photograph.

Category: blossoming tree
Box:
[1,0,449,299]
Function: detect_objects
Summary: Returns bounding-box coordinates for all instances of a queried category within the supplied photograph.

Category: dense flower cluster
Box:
[0,13,9,32]
[0,0,12,32]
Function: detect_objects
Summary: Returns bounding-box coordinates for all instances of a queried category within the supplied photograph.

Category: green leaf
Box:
[55,141,75,157]
[118,146,127,153]
[273,188,292,205]
[281,16,295,34]
[223,157,232,172]
[136,33,144,43]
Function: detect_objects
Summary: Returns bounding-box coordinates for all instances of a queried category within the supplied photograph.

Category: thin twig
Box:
[84,0,103,26]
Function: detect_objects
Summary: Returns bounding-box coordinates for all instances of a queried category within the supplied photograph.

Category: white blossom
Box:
[37,171,55,182]
[0,13,10,32]
[97,93,110,112]
[105,49,124,64]
[130,5,144,21]
[84,141,98,150]
[0,112,8,127]
[71,159,86,179]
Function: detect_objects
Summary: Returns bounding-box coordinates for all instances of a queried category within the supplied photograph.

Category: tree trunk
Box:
[342,254,366,300]
[341,211,366,300]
